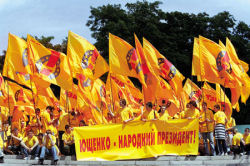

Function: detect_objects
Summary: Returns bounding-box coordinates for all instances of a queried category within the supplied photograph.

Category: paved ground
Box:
[1,155,249,165]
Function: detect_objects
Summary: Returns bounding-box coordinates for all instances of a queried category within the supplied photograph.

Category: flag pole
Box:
[109,73,115,123]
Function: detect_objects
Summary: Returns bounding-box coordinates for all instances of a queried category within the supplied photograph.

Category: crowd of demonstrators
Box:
[0,99,249,164]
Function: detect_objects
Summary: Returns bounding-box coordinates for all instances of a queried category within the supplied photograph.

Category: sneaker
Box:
[224,153,228,156]
[23,157,28,160]
[35,157,39,160]
[0,156,4,163]
[221,152,224,156]
[240,153,243,156]
[39,159,44,165]
[54,159,58,165]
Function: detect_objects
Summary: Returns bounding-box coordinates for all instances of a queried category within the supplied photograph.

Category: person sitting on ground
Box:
[245,130,250,155]
[181,101,200,120]
[141,102,159,121]
[9,127,22,155]
[21,130,40,160]
[243,128,249,144]
[231,128,245,156]
[62,125,75,155]
[39,128,59,165]
[214,104,228,156]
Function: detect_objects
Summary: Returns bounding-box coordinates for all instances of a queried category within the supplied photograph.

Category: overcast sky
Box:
[0,0,249,54]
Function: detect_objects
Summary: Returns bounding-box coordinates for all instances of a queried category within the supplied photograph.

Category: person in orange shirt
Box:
[158,100,171,122]
[119,99,134,123]
[199,102,215,156]
[214,104,228,156]
[29,108,42,136]
[62,125,75,155]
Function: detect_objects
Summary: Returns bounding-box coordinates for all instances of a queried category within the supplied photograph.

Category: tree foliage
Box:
[86,1,250,124]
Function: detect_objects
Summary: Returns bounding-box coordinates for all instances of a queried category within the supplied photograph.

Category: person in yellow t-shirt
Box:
[214,104,228,155]
[29,108,42,136]
[9,128,22,155]
[245,133,250,155]
[158,101,171,122]
[41,106,56,133]
[39,128,59,165]
[141,102,159,121]
[226,117,236,152]
[58,110,69,154]
[182,101,200,120]
[0,134,3,163]
[243,128,249,143]
[62,125,75,155]
[231,128,245,155]
[20,130,39,160]
[199,102,215,156]
[119,99,134,123]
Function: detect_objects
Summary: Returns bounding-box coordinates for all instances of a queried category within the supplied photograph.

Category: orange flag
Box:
[27,34,72,90]
[109,33,147,86]
[192,38,202,81]
[3,33,32,88]
[143,37,185,97]
[202,82,218,110]
[67,31,108,79]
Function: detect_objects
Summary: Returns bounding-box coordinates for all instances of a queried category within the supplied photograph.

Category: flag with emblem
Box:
[183,78,202,105]
[199,36,236,88]
[67,31,109,79]
[27,34,72,90]
[3,33,32,88]
[143,37,185,97]
[135,34,160,103]
[202,82,218,110]
[109,33,147,87]
[60,84,78,111]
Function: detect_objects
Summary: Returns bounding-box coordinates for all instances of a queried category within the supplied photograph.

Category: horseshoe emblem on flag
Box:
[216,51,232,74]
[81,49,98,70]
[126,48,142,74]
[35,51,61,79]
[158,58,176,81]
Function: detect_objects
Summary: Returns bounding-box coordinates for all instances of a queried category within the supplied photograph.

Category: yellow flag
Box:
[183,78,202,105]
[60,84,78,111]
[3,33,32,87]
[199,36,235,87]
[192,38,202,81]
[225,38,250,104]
[7,81,33,106]
[109,33,146,86]
[67,31,109,79]
[143,37,184,97]
[216,84,232,119]
[27,34,72,90]
[202,82,218,110]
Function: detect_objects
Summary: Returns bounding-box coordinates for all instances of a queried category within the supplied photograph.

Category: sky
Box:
[0,0,249,54]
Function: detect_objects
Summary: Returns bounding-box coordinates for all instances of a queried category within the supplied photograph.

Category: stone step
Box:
[2,158,250,165]
[3,154,249,161]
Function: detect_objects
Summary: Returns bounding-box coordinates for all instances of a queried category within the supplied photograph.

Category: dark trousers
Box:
[9,145,21,155]
[63,144,75,155]
[216,139,227,154]
[58,131,64,154]
[231,144,244,154]
[245,144,250,155]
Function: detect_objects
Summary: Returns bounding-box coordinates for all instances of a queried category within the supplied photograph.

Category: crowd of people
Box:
[0,99,249,165]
